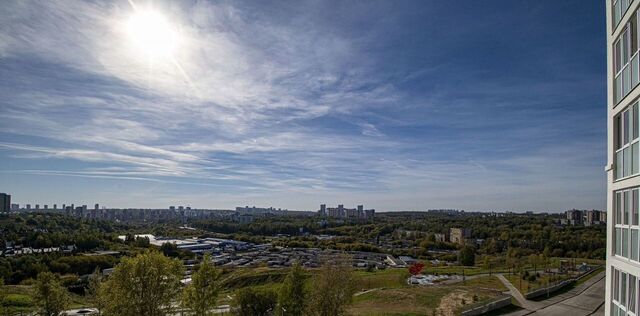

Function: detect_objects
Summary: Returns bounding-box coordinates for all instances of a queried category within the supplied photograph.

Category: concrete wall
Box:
[524,267,600,300]
[460,295,512,316]
[524,279,575,300]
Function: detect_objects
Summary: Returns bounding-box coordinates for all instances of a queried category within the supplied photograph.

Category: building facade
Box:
[449,228,471,245]
[0,193,10,212]
[607,1,640,315]
[317,204,375,220]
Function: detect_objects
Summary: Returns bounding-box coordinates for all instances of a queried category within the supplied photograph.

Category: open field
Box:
[1,285,90,313]
[348,276,506,315]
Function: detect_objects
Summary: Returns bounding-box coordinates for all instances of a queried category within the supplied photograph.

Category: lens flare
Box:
[126,9,179,60]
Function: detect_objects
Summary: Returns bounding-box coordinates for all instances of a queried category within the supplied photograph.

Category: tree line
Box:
[26,251,358,316]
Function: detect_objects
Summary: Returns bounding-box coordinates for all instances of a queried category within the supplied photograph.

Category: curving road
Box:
[499,271,605,316]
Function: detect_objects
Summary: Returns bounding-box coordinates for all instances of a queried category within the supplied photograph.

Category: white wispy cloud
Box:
[0,0,605,211]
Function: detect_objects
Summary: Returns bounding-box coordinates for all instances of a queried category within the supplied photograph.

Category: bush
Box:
[3,293,33,307]
[458,246,476,266]
[233,287,277,316]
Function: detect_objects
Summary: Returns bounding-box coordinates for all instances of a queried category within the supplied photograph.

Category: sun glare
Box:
[126,9,179,60]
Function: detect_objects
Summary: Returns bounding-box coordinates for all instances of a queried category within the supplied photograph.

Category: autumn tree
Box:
[308,258,357,316]
[33,272,70,316]
[408,262,425,275]
[98,250,183,316]
[182,254,222,315]
[277,262,306,316]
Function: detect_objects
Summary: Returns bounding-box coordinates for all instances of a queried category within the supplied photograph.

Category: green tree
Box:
[233,287,277,316]
[308,259,357,316]
[458,246,476,266]
[87,267,104,314]
[33,271,70,316]
[0,278,5,315]
[98,251,183,316]
[182,254,222,315]
[277,262,306,316]
[482,256,493,275]
[160,242,180,257]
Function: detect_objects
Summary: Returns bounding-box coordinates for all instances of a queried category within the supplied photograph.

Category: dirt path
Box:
[436,289,471,316]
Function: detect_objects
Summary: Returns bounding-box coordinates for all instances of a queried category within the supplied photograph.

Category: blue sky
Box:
[0,1,606,212]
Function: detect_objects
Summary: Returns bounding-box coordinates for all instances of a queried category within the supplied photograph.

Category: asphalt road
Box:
[500,271,605,316]
[530,274,605,316]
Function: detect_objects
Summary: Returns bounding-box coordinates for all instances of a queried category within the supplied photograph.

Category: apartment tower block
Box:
[607,1,640,314]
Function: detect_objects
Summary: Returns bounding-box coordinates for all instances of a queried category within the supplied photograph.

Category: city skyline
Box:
[0,1,606,212]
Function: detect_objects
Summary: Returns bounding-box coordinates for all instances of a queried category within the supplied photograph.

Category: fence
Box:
[460,294,512,316]
[523,266,602,300]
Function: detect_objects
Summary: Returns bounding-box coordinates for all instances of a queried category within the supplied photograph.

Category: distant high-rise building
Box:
[0,193,10,212]
[53,204,57,210]
[449,228,471,245]
[35,204,39,210]
[606,2,640,314]
[26,204,31,210]
[10,204,19,211]
[585,210,604,226]
[95,204,99,210]
[364,209,375,220]
[566,209,584,226]
[434,233,448,243]
[320,204,374,221]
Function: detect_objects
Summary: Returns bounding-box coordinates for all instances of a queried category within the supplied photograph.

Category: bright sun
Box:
[126,9,179,60]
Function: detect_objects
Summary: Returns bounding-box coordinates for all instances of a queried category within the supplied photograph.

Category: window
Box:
[619,192,624,225]
[623,272,629,308]
[617,227,623,256]
[627,191,631,224]
[637,280,640,314]
[633,229,639,261]
[629,103,638,139]
[615,269,621,303]
[634,142,640,175]
[634,189,639,225]
[622,109,633,145]
[624,228,630,258]
[631,275,637,314]
[614,9,640,104]
[612,264,640,314]
[615,188,640,261]
[615,103,640,180]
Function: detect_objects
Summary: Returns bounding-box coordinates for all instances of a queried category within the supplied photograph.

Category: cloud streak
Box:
[0,0,606,211]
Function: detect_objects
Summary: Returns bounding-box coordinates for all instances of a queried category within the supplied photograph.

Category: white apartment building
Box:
[608,1,640,315]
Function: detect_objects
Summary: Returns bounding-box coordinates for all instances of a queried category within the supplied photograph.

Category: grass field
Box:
[463,275,508,291]
[505,272,570,294]
[347,276,505,315]
[0,284,91,313]
[214,267,508,315]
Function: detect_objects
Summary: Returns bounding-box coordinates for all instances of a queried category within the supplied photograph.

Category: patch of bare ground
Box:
[436,289,472,316]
